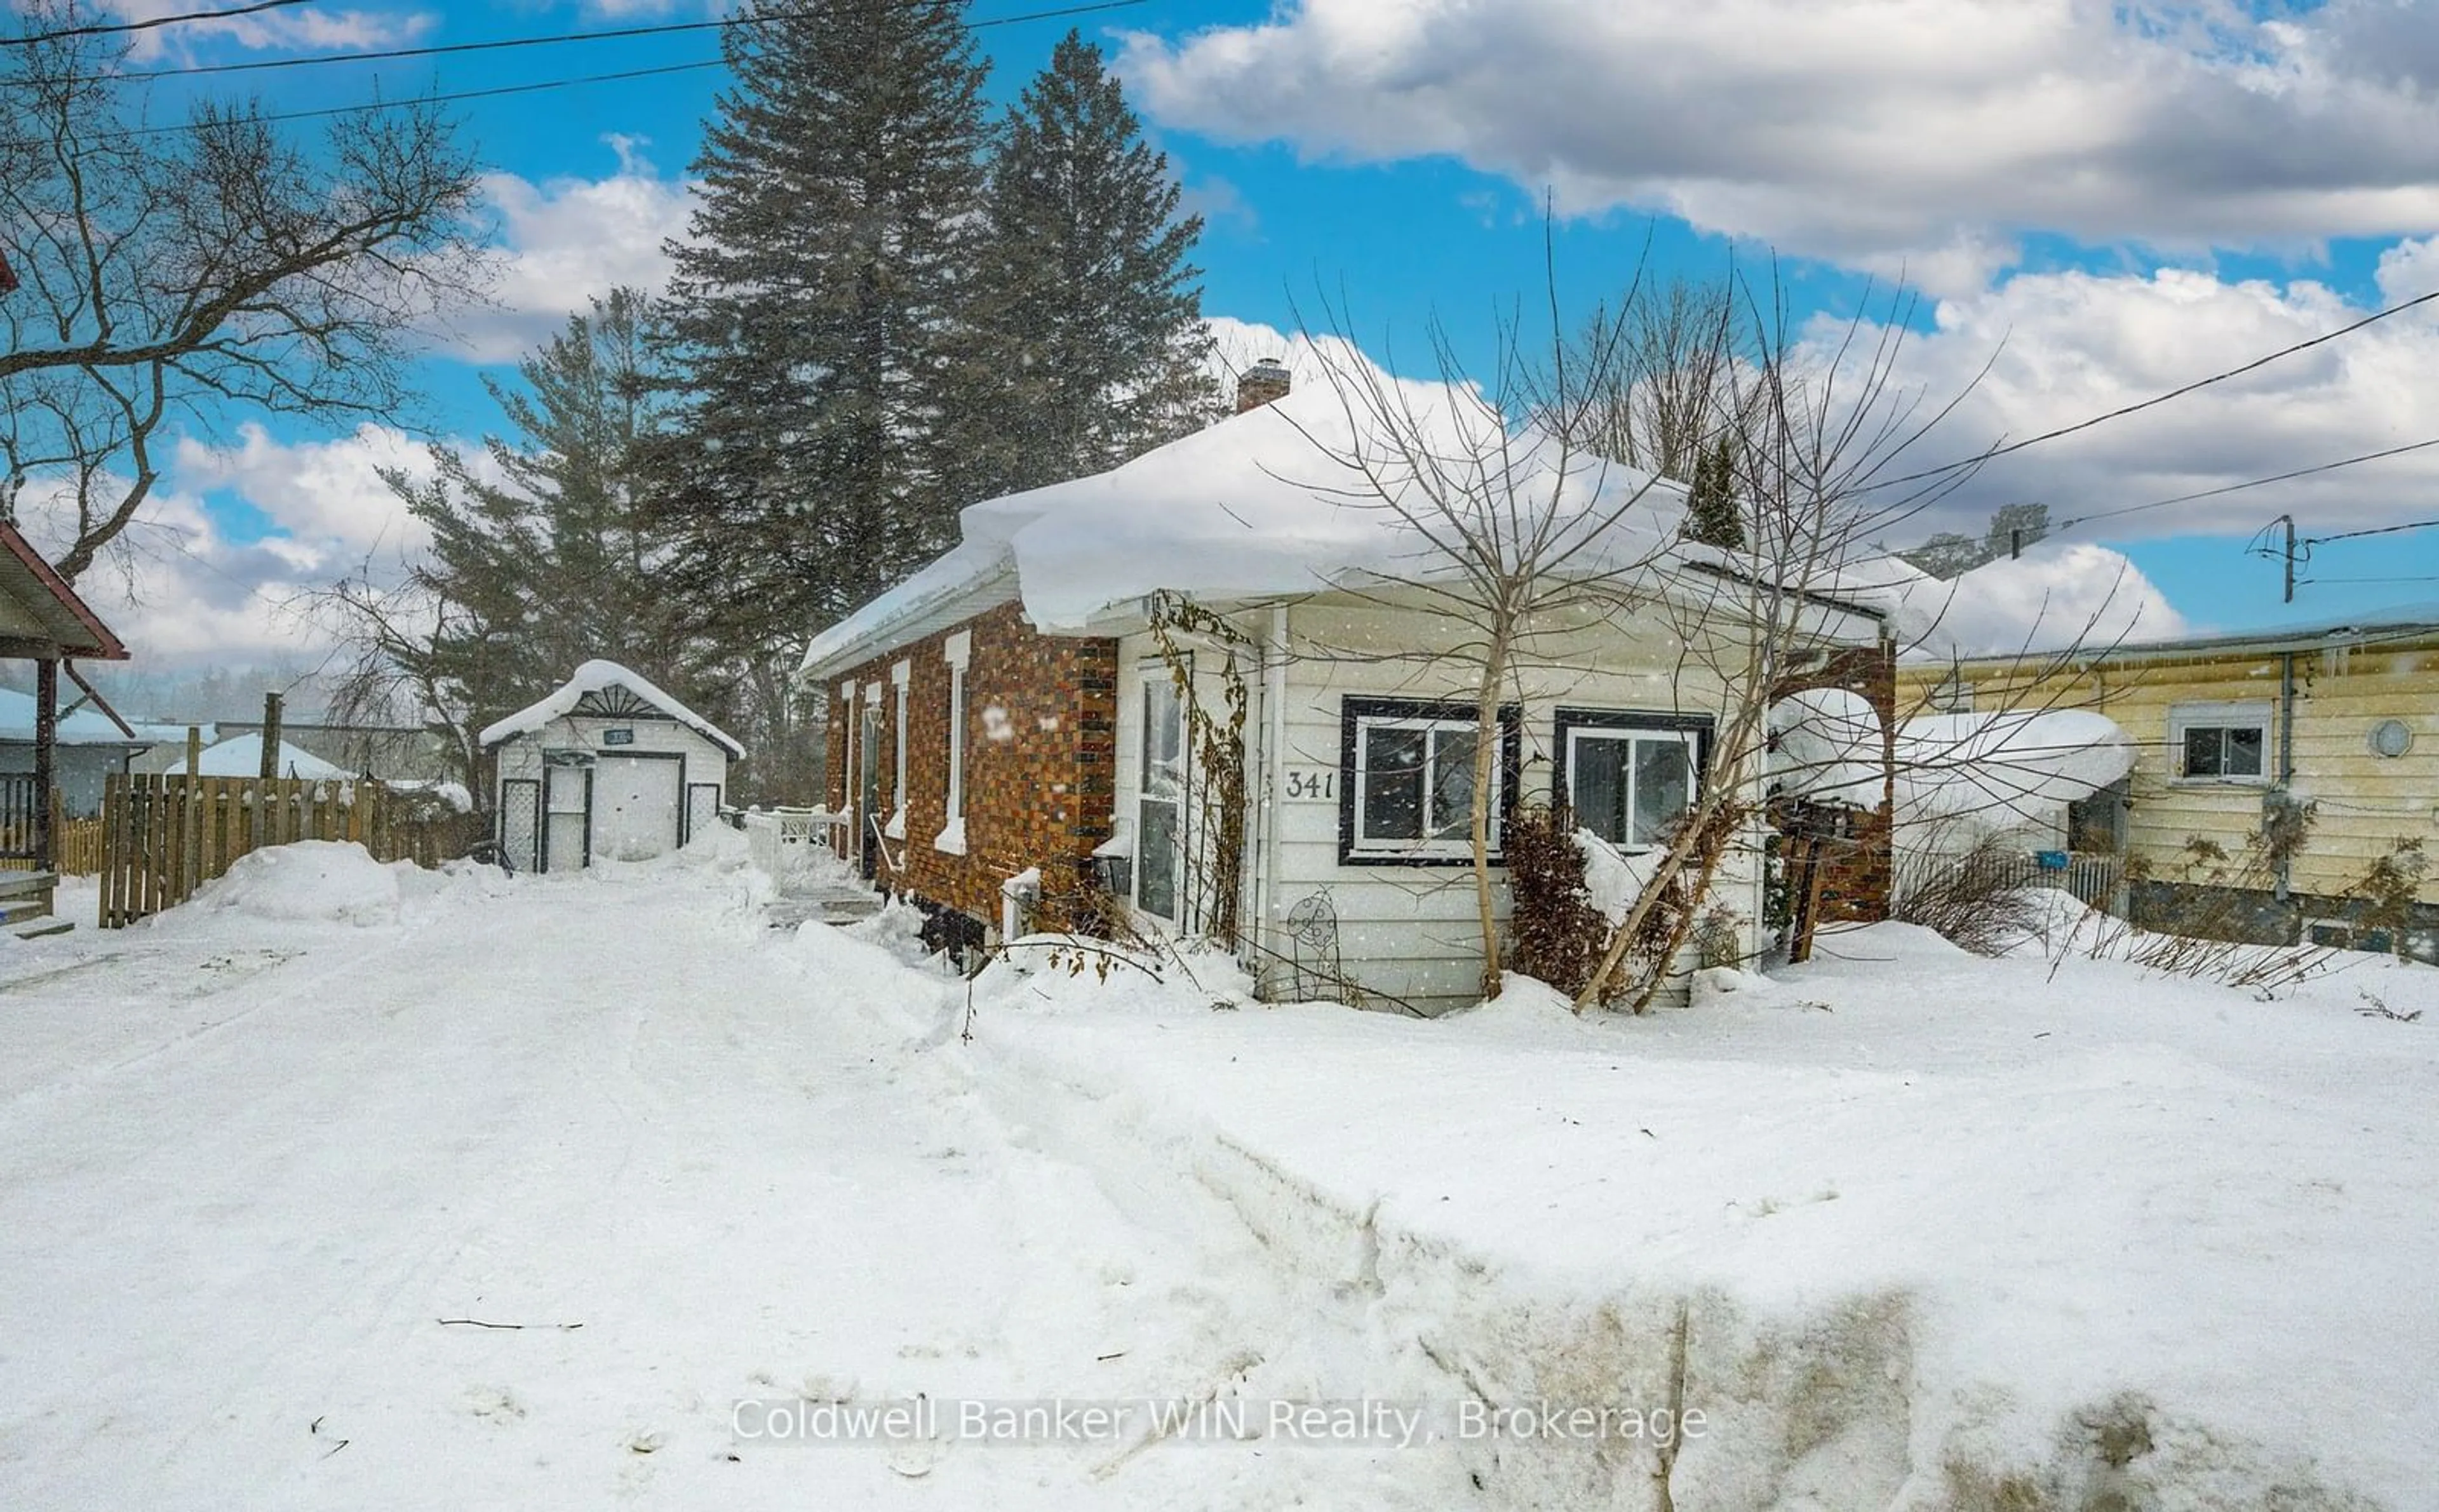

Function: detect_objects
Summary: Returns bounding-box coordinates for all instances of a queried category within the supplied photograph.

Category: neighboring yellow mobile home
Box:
[1897,609,2439,958]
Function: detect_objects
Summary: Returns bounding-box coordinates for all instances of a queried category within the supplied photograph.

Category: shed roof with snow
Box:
[479,662,743,758]
[165,734,350,781]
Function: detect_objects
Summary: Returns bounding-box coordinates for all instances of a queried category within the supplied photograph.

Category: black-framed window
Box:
[1338,697,1521,865]
[1553,709,1712,852]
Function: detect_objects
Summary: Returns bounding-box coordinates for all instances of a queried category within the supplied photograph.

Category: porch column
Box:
[33,657,56,871]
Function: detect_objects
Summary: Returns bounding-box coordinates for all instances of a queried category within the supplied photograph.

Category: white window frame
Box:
[937,632,971,854]
[1135,659,1189,921]
[884,662,911,839]
[2168,700,2271,784]
[1342,698,1514,864]
[1561,721,1703,853]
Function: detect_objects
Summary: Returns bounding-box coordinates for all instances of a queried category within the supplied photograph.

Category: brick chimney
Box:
[1234,358,1291,414]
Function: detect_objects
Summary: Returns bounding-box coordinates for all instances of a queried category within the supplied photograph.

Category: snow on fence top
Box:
[478,660,744,758]
[164,733,350,780]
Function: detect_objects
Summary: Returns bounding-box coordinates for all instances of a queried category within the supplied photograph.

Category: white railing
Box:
[744,805,840,888]
[1893,846,2123,911]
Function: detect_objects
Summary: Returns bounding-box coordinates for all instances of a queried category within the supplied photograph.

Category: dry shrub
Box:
[1891,831,2048,956]
[1506,803,1615,1002]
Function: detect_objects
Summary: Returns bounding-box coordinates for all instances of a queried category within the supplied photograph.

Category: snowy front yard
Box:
[2,840,2432,1509]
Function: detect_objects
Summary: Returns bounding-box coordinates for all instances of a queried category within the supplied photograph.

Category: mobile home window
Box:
[1558,714,1705,850]
[2170,702,2269,782]
[1339,697,1519,864]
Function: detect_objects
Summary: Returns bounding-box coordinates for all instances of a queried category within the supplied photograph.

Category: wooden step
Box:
[6,915,71,940]
[0,870,59,899]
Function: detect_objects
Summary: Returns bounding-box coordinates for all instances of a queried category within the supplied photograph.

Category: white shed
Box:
[479,661,741,873]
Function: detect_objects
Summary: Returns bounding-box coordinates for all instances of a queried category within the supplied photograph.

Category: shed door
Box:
[594,754,683,861]
[543,763,590,873]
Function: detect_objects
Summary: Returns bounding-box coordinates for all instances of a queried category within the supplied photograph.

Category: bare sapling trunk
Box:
[1470,621,1512,998]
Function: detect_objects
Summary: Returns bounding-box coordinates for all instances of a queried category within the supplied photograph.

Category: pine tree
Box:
[1681,435,1745,551]
[330,291,694,784]
[955,30,1216,500]
[655,0,990,651]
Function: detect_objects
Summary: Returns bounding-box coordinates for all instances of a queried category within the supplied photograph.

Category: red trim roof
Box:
[0,523,130,660]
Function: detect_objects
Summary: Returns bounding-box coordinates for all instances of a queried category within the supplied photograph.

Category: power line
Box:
[2299,575,2439,586]
[4,0,309,48]
[1869,284,2439,495]
[91,58,728,139]
[2299,515,2439,549]
[2052,433,2439,532]
[72,0,1148,83]
[11,0,1151,145]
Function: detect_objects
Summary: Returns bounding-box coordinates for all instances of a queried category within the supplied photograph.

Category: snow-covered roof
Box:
[1892,710,2134,828]
[165,734,351,780]
[1769,688,1886,805]
[1768,697,2133,827]
[803,382,1892,681]
[478,660,744,758]
[0,687,152,747]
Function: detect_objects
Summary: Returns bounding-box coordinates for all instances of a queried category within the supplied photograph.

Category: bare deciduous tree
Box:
[0,1,488,581]
[1287,265,1669,1000]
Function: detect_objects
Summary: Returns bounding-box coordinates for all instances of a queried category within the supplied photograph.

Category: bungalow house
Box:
[1896,606,2439,958]
[0,687,154,819]
[801,366,1895,1012]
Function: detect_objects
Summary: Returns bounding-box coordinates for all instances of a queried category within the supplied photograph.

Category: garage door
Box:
[592,755,683,862]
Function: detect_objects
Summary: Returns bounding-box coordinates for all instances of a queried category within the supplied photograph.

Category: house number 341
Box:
[1284,768,1336,801]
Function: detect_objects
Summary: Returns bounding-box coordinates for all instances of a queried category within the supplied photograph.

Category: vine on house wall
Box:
[1145,591,1251,946]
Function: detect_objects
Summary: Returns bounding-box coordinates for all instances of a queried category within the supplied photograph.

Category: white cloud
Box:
[1119,0,2439,290]
[1892,542,2187,659]
[1826,257,2439,545]
[441,142,695,363]
[97,0,436,57]
[171,422,434,555]
[16,425,469,666]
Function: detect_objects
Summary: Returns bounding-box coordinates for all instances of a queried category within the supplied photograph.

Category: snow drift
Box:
[181,841,429,928]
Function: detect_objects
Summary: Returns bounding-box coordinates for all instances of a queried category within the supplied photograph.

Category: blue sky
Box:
[43,0,2439,661]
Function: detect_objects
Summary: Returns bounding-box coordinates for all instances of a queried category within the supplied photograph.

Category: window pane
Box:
[2224,725,2264,776]
[1630,738,1695,845]
[1144,677,1184,798]
[1138,798,1179,919]
[2182,726,2221,777]
[1569,735,1629,845]
[1363,725,1425,840]
[1429,727,1479,840]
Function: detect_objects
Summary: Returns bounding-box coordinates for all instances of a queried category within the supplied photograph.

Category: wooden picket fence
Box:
[53,816,104,876]
[97,772,483,928]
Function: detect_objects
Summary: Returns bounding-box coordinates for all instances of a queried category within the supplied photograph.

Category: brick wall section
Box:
[826,600,1119,929]
[1774,641,1897,923]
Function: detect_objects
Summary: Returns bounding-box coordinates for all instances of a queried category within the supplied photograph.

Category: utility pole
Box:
[259,691,283,780]
[2280,514,2295,603]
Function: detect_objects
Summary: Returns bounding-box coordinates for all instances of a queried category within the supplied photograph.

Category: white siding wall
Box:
[492,713,731,867]
[1115,599,1775,1015]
